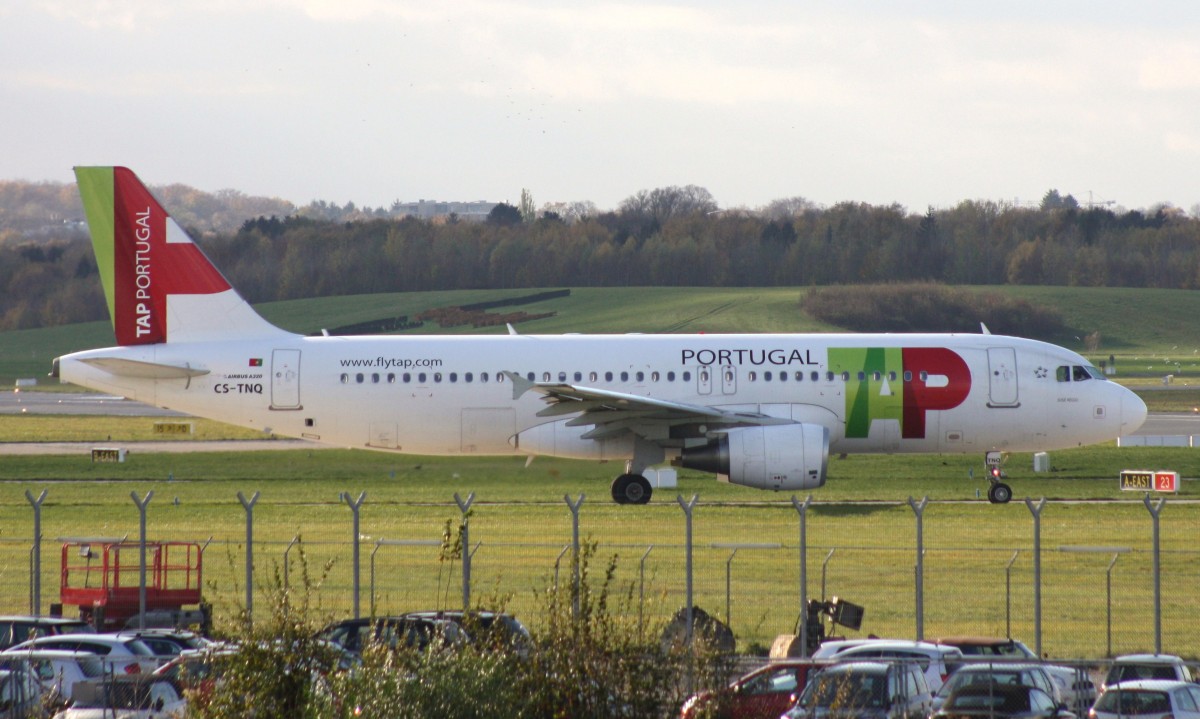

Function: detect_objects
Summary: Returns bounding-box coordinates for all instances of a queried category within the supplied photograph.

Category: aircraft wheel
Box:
[611,475,631,504]
[988,483,1013,504]
[612,473,652,505]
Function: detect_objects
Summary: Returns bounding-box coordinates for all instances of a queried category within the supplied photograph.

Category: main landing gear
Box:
[985,450,1012,504]
[611,474,652,505]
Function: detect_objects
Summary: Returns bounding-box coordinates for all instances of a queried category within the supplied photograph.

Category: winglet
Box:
[507,323,519,336]
[504,370,535,400]
[980,322,992,335]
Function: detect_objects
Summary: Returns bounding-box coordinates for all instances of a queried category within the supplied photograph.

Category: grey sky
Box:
[3,1,1198,213]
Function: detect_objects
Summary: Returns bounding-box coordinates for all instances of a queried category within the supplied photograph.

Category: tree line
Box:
[2,181,1199,332]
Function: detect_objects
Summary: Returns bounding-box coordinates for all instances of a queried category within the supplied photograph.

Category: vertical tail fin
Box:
[74,167,289,345]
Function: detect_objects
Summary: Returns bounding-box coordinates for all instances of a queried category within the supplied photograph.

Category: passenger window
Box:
[636,371,644,382]
[873,372,881,381]
[620,371,629,382]
[919,371,928,382]
[889,371,897,381]
[589,372,598,382]
[464,373,472,382]
[449,373,457,382]
[434,373,442,383]
[526,372,535,381]
[387,373,396,383]
[667,371,676,381]
[682,371,691,381]
[543,372,551,381]
[904,371,912,382]
[403,373,411,383]
[841,371,850,381]
[574,372,582,382]
[418,373,427,383]
[355,373,364,384]
[764,371,772,381]
[340,374,349,384]
[371,373,380,383]
[857,371,865,381]
[558,372,566,382]
[748,371,757,381]
[605,371,613,382]
[651,372,660,382]
[810,371,818,381]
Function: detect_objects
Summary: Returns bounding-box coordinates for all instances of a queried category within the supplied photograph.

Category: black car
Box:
[402,610,533,656]
[0,615,91,651]
[932,682,1074,719]
[315,615,466,654]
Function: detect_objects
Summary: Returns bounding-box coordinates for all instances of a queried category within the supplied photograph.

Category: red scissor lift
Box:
[60,541,203,629]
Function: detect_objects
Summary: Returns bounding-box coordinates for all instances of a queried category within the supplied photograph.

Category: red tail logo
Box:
[112,168,230,345]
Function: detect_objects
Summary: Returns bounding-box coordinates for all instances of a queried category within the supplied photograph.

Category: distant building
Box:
[391,199,498,222]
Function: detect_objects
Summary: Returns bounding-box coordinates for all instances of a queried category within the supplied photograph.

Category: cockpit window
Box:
[1057,365,1106,382]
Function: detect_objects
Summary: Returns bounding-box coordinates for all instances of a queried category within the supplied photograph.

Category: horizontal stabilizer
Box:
[79,357,211,380]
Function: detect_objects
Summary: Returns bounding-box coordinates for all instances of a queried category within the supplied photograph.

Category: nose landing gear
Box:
[985,451,1012,504]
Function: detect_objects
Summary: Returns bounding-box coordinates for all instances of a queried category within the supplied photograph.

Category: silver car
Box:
[1089,680,1200,719]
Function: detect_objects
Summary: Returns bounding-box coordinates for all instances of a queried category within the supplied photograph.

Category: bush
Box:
[802,283,1065,339]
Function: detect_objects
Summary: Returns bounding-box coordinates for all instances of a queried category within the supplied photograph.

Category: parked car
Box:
[7,633,159,674]
[0,649,107,711]
[51,676,185,719]
[402,610,532,656]
[931,682,1073,719]
[315,615,467,654]
[1089,679,1200,719]
[781,660,933,719]
[812,639,963,691]
[679,659,818,719]
[934,636,1096,712]
[113,629,211,658]
[0,666,43,718]
[933,663,1060,711]
[0,616,91,651]
[1103,654,1194,689]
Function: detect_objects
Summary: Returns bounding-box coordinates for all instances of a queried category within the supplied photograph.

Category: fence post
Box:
[1142,494,1165,653]
[130,491,154,631]
[454,492,475,610]
[1005,551,1019,639]
[282,535,300,591]
[677,494,698,645]
[1024,497,1045,656]
[639,545,654,642]
[237,491,260,625]
[908,496,928,641]
[25,490,47,615]
[564,494,585,619]
[342,491,367,619]
[792,495,812,656]
[1107,553,1121,657]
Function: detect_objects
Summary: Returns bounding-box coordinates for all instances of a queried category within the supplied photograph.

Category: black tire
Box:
[988,482,1013,504]
[612,473,652,505]
[611,475,631,504]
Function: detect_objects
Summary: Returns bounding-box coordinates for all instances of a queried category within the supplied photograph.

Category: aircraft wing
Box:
[505,371,792,440]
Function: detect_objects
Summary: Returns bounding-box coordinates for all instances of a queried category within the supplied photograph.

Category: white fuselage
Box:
[58,332,1145,462]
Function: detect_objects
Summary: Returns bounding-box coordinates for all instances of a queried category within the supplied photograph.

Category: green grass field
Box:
[3,286,1200,659]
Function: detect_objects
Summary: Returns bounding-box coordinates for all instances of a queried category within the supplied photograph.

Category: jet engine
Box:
[678,424,829,490]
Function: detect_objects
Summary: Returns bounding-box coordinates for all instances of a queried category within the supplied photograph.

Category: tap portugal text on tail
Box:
[54,167,1148,505]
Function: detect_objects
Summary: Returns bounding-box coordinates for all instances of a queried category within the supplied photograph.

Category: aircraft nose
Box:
[1121,387,1148,433]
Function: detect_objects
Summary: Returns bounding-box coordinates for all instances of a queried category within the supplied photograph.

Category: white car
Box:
[934,636,1096,712]
[7,633,159,675]
[812,639,964,691]
[51,677,185,719]
[1103,654,1194,689]
[1089,679,1200,719]
[0,649,106,710]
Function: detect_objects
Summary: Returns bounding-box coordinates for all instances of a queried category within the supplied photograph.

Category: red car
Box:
[681,660,818,719]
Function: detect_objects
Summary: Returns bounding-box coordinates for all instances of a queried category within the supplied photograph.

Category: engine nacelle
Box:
[679,424,829,490]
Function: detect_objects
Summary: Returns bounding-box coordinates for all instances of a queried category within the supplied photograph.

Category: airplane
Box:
[53,167,1148,505]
